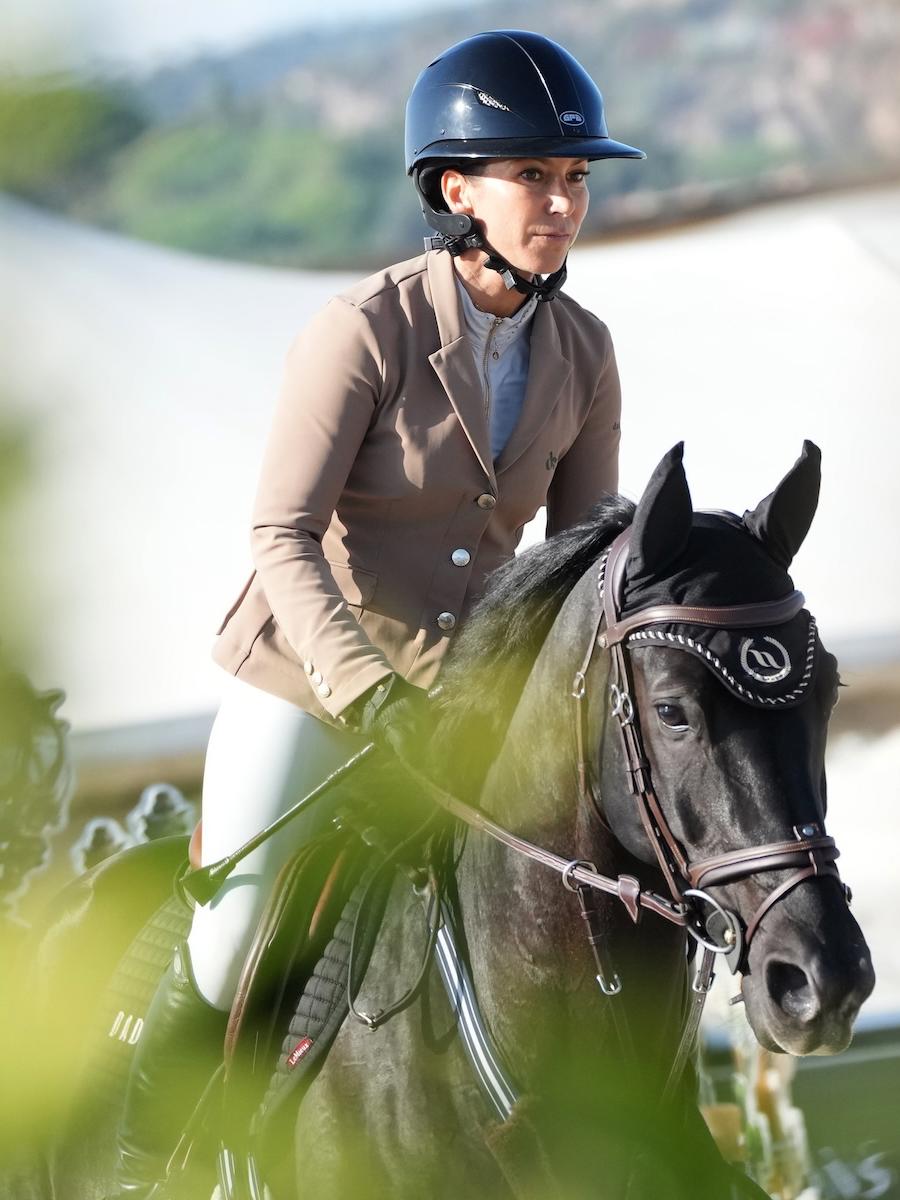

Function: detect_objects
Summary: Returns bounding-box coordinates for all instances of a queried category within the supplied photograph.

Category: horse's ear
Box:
[742,440,821,569]
[627,442,693,581]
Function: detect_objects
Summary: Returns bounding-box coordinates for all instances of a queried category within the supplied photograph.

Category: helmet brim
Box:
[409,135,646,172]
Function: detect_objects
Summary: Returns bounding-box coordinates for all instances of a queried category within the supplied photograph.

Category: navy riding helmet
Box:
[405,30,646,300]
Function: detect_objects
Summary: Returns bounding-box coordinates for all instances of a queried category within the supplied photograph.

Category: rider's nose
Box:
[548,189,575,215]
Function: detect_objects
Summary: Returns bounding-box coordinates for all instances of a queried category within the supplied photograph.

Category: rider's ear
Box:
[742,440,821,569]
[627,442,693,581]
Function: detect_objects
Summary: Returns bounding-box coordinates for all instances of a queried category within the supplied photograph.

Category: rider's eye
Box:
[656,703,689,730]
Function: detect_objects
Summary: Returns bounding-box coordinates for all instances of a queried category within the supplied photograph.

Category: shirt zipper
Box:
[482,317,503,422]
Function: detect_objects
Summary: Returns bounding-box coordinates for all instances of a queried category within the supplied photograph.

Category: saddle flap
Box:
[218,829,394,1163]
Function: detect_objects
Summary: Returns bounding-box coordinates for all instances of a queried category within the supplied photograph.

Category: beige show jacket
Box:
[212,248,621,722]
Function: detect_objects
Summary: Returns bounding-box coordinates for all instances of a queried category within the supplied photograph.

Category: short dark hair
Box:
[417,158,495,211]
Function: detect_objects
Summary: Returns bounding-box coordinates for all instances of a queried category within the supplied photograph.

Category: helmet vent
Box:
[476,90,510,112]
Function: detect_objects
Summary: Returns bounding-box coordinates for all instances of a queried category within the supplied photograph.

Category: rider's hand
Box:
[350,674,432,767]
[338,676,435,833]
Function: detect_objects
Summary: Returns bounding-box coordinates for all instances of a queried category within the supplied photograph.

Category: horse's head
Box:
[599,443,874,1055]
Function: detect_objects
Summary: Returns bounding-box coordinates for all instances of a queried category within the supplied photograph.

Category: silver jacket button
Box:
[317,682,332,699]
[311,670,323,685]
[451,548,471,567]
[303,660,314,675]
[436,612,457,631]
[476,493,496,510]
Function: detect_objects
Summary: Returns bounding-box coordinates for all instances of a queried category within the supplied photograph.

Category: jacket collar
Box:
[426,249,572,482]
[427,250,494,481]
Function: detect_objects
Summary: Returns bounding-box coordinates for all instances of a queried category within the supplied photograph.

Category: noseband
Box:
[573,528,846,977]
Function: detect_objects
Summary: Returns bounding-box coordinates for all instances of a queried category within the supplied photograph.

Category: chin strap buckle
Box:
[483,254,518,290]
[423,231,487,257]
[483,253,568,302]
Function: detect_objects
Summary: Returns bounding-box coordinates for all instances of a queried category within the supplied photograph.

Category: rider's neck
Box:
[453,252,532,319]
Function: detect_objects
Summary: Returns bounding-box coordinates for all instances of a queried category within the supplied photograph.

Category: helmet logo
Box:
[560,110,585,126]
[739,637,792,684]
[476,90,510,112]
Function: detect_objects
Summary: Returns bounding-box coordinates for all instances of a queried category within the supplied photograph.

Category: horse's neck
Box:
[453,608,608,1028]
[477,571,611,854]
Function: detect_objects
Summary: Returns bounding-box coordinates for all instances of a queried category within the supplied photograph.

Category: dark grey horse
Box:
[278,443,874,1199]
[19,444,874,1200]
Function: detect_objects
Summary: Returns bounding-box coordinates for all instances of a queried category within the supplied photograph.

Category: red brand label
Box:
[286,1037,314,1069]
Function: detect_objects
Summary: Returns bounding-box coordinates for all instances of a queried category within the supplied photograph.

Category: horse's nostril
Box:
[766,959,820,1023]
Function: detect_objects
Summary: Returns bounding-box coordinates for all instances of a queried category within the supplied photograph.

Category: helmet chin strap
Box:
[481,252,567,302]
[415,172,567,303]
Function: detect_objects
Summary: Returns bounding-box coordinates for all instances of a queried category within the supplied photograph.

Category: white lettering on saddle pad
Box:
[286,1037,314,1069]
[108,1010,144,1045]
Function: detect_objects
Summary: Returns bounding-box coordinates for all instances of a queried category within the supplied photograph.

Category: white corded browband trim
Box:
[625,615,817,706]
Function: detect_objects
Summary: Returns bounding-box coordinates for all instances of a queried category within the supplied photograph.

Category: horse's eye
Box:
[656,703,689,730]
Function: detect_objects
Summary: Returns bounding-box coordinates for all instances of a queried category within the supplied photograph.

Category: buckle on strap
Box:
[682,888,745,974]
[609,684,634,724]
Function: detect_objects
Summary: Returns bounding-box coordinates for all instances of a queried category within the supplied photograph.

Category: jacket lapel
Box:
[495,302,572,475]
[426,251,495,483]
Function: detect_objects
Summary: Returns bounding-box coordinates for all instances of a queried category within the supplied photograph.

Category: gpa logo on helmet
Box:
[560,110,585,126]
[739,636,792,684]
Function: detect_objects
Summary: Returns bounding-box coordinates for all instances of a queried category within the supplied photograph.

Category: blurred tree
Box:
[0,78,147,207]
[104,119,420,268]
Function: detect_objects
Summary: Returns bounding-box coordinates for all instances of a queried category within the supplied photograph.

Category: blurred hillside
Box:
[1,0,898,267]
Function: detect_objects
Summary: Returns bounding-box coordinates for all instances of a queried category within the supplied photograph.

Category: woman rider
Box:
[111,29,644,1197]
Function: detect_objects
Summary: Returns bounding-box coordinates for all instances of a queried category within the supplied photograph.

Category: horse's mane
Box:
[433,495,635,794]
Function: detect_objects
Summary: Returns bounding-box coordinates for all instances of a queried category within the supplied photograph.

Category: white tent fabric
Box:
[3,185,898,730]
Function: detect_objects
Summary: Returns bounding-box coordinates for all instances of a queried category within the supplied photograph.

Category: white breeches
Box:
[187,674,364,1011]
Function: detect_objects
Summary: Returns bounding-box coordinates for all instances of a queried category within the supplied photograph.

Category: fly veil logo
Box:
[739,636,792,684]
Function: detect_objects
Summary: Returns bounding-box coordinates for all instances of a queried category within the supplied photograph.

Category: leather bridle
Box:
[572,528,845,978]
[414,525,850,1098]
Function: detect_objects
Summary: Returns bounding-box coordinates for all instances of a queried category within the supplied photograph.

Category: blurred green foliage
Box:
[103,119,417,267]
[0,77,146,208]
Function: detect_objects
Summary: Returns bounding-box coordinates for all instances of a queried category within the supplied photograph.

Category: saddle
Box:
[83,803,440,1195]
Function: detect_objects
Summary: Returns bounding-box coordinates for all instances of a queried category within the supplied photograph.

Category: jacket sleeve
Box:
[250,296,394,718]
[545,325,621,537]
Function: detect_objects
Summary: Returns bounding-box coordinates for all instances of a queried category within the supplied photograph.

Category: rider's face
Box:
[443,157,591,276]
